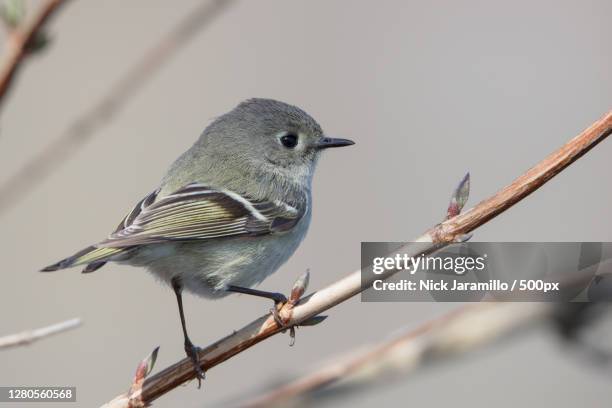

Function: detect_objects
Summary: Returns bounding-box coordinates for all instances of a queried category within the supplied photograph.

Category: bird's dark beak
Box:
[316,137,355,149]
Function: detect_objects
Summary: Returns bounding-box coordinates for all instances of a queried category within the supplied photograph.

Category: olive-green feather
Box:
[41,246,125,273]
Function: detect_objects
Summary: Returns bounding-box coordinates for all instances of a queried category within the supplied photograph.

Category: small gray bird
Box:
[42,98,354,385]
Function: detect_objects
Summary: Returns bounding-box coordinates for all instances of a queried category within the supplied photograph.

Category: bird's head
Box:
[201,98,354,185]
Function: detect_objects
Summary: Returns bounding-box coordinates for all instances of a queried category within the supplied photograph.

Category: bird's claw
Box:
[270,304,288,327]
[184,342,205,388]
[270,304,297,346]
[270,269,309,330]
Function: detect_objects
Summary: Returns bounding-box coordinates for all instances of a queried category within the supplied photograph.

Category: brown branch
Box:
[102,110,612,407]
[0,317,81,349]
[0,0,236,216]
[0,0,68,110]
[421,112,612,243]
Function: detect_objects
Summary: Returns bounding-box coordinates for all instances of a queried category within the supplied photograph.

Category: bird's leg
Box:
[227,271,313,346]
[226,285,289,327]
[225,285,287,305]
[172,278,205,388]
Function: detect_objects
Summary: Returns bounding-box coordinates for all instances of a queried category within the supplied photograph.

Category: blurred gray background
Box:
[1,0,611,407]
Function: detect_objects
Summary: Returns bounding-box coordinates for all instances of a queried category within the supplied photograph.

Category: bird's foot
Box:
[227,271,314,346]
[270,298,295,329]
[184,341,205,388]
[272,270,312,345]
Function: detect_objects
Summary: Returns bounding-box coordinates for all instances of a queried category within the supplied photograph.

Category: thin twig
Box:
[0,317,81,349]
[103,111,612,407]
[0,0,236,216]
[0,0,68,109]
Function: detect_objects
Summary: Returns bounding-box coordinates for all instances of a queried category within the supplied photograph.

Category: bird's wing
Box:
[97,183,304,248]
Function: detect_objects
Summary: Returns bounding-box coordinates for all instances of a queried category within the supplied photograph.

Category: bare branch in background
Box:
[0,317,81,349]
[240,261,612,406]
[0,0,236,216]
[103,111,612,407]
[0,0,68,109]
[240,303,556,407]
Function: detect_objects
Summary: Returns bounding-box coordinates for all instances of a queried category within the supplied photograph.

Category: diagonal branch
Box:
[104,110,612,407]
[0,317,81,349]
[0,0,68,110]
[420,112,612,243]
[0,0,236,216]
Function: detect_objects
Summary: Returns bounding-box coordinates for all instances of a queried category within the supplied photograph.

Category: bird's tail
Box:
[41,246,127,273]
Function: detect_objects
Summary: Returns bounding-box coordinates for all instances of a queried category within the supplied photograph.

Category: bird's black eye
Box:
[280,133,299,149]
